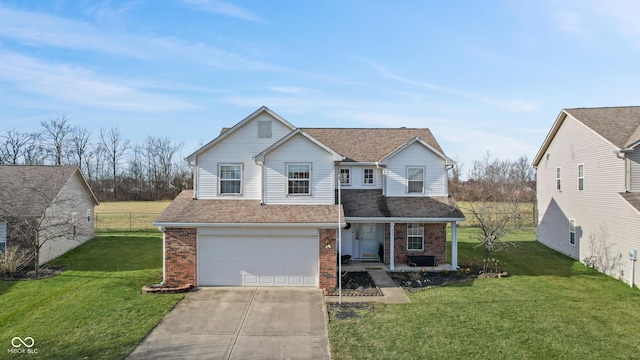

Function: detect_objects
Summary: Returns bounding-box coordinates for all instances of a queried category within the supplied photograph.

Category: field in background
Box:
[94,201,171,231]
[457,201,536,228]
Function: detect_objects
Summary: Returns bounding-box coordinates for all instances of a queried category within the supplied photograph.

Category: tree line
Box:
[0,115,192,201]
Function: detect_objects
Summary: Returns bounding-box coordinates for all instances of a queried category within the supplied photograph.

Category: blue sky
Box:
[1,0,640,175]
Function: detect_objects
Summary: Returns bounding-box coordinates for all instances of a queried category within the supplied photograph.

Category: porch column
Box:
[390,222,395,270]
[451,221,458,270]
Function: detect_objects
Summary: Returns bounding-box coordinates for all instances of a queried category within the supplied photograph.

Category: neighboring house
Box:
[533,106,640,288]
[0,165,99,265]
[155,106,465,290]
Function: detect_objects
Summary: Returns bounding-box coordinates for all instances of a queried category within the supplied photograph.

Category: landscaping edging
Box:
[142,283,194,294]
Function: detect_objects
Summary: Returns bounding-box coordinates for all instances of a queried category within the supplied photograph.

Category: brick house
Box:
[154,106,465,290]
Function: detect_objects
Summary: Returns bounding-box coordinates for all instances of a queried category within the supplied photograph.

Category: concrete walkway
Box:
[128,287,330,360]
[324,270,410,304]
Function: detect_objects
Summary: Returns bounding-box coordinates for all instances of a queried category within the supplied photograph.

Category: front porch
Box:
[339,260,454,272]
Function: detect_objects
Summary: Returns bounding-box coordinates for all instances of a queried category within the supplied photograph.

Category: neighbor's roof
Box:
[155,190,343,226]
[534,106,640,166]
[0,165,98,217]
[303,128,444,163]
[620,192,640,214]
[340,189,465,221]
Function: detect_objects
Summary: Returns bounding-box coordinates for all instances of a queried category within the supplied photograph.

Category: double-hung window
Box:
[0,222,6,253]
[407,223,424,250]
[363,168,374,185]
[407,167,425,193]
[577,164,584,191]
[556,167,562,191]
[569,219,576,245]
[339,168,350,186]
[219,164,242,195]
[287,164,311,195]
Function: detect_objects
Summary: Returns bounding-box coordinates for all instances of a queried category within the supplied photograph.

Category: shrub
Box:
[0,246,31,277]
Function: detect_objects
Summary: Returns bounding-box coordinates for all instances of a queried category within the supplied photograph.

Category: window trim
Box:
[218,163,243,196]
[407,223,424,251]
[0,222,7,254]
[339,168,351,186]
[577,164,584,191]
[287,163,312,196]
[556,167,562,192]
[569,218,576,246]
[407,166,425,194]
[363,168,375,186]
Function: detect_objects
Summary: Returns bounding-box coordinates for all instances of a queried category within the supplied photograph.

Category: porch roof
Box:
[154,190,344,227]
[341,189,465,222]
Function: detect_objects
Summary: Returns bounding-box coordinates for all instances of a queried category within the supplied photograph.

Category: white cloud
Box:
[181,0,264,22]
[0,52,195,112]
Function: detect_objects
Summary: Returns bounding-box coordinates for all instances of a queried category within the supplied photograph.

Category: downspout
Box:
[159,226,166,285]
[451,221,459,270]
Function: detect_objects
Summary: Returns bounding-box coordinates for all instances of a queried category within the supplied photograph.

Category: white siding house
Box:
[534,107,640,288]
[156,107,465,290]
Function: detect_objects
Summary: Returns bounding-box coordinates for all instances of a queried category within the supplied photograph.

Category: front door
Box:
[359,223,378,259]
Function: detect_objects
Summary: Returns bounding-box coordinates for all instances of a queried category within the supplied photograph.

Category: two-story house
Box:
[533,106,640,288]
[154,106,465,290]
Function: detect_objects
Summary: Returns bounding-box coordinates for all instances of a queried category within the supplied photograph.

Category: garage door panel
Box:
[199,235,318,287]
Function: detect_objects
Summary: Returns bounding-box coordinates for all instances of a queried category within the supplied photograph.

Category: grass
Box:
[329,227,640,359]
[457,201,536,228]
[0,232,183,359]
[94,201,171,231]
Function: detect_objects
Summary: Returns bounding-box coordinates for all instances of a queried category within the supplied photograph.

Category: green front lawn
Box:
[0,232,183,359]
[329,227,640,359]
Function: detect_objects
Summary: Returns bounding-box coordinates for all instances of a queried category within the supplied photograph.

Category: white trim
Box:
[363,168,375,186]
[218,163,243,196]
[379,137,453,165]
[257,120,272,138]
[286,163,312,196]
[407,166,426,194]
[345,217,465,223]
[407,223,424,251]
[577,163,585,191]
[569,218,576,246]
[389,222,395,270]
[556,167,562,192]
[254,129,344,162]
[153,222,346,228]
[339,167,351,186]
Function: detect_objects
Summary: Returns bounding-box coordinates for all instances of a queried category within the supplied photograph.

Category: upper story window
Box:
[287,164,311,195]
[407,167,425,193]
[257,121,272,138]
[219,164,242,195]
[363,168,375,185]
[577,164,584,191]
[556,167,562,192]
[339,168,350,186]
[0,222,6,253]
[407,223,424,250]
[569,219,576,245]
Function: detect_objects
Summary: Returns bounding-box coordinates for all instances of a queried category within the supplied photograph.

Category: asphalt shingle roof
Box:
[0,165,79,217]
[302,128,444,162]
[565,107,640,148]
[340,189,465,219]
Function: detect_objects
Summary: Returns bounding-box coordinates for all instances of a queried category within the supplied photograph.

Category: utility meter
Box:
[630,249,638,261]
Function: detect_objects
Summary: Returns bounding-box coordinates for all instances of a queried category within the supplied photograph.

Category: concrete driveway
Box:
[127,287,331,360]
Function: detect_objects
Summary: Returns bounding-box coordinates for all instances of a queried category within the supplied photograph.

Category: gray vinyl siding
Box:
[336,166,382,189]
[38,173,95,264]
[196,113,292,199]
[629,149,640,192]
[537,115,640,287]
[385,142,447,197]
[264,134,335,204]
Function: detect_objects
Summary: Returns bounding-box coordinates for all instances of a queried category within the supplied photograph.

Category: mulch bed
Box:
[325,271,382,296]
[388,270,482,292]
[0,266,65,281]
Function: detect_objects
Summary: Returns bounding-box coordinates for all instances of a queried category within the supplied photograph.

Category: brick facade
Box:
[318,228,337,290]
[384,223,447,267]
[164,228,197,287]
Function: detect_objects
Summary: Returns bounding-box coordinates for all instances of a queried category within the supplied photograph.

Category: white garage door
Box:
[198,235,319,286]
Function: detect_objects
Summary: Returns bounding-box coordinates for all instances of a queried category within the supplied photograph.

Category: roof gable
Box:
[187,106,296,163]
[533,106,640,167]
[379,137,453,165]
[302,128,444,162]
[254,129,344,163]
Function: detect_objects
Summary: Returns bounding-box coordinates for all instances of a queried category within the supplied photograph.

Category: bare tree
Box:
[70,126,92,174]
[0,167,87,274]
[41,115,73,165]
[98,127,130,199]
[0,129,31,164]
[23,133,46,165]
